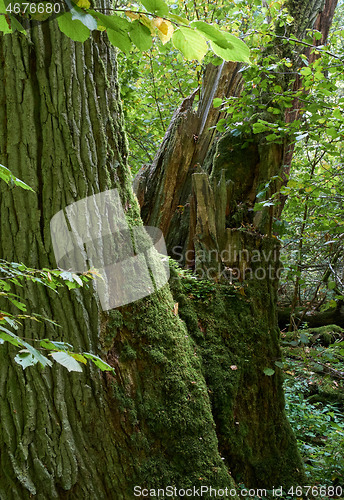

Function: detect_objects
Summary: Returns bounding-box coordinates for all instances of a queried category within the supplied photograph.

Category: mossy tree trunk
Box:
[0,13,238,500]
[0,0,338,497]
[133,0,338,489]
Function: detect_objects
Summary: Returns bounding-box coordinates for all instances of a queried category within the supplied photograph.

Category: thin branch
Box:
[148,49,166,134]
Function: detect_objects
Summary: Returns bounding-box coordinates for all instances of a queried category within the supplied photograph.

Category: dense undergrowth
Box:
[282,325,344,494]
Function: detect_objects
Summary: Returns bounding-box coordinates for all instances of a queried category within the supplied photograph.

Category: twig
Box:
[148,49,166,133]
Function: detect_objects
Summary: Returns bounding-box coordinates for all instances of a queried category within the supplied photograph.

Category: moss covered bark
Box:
[169,233,305,488]
[0,15,238,500]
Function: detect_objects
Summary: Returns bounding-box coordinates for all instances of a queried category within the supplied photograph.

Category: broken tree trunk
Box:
[132,0,339,489]
[133,61,243,267]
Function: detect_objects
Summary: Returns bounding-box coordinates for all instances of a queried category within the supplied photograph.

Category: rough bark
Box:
[170,233,305,487]
[0,16,238,500]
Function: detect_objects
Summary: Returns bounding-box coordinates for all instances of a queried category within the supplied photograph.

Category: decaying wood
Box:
[133,62,243,264]
[134,0,337,278]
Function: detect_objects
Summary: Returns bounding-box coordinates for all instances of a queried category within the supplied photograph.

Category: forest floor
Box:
[282,324,344,498]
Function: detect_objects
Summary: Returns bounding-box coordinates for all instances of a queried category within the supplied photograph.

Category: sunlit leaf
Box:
[40,339,73,351]
[14,351,39,369]
[172,27,208,61]
[0,164,34,191]
[83,352,115,372]
[69,352,87,364]
[213,98,222,108]
[210,32,250,63]
[0,326,21,346]
[191,21,229,48]
[140,0,169,16]
[0,14,11,33]
[154,17,173,44]
[75,0,90,8]
[168,13,188,26]
[50,351,83,372]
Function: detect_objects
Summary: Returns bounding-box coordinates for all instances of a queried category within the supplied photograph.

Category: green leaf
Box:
[333,108,342,120]
[69,2,97,30]
[266,133,278,141]
[3,316,18,329]
[191,21,229,48]
[69,352,87,364]
[140,0,169,16]
[252,122,267,134]
[216,118,226,132]
[210,32,250,63]
[300,66,312,76]
[129,20,152,51]
[50,351,83,372]
[328,281,336,290]
[263,367,275,376]
[83,352,115,372]
[0,164,34,191]
[14,351,39,369]
[213,98,222,108]
[274,361,284,369]
[59,271,74,281]
[9,15,26,33]
[90,11,130,32]
[0,326,21,346]
[21,340,53,367]
[299,332,309,344]
[168,14,188,25]
[107,29,132,54]
[40,339,73,351]
[313,30,322,40]
[172,27,208,62]
[72,273,83,286]
[325,127,339,139]
[57,12,90,42]
[0,14,11,33]
[8,297,27,311]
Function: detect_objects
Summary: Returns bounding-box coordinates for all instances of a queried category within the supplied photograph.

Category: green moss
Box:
[104,285,238,496]
[169,265,305,489]
[120,343,137,361]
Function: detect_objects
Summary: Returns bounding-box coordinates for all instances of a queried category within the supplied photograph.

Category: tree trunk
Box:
[133,0,338,489]
[0,16,238,500]
[0,0,338,496]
